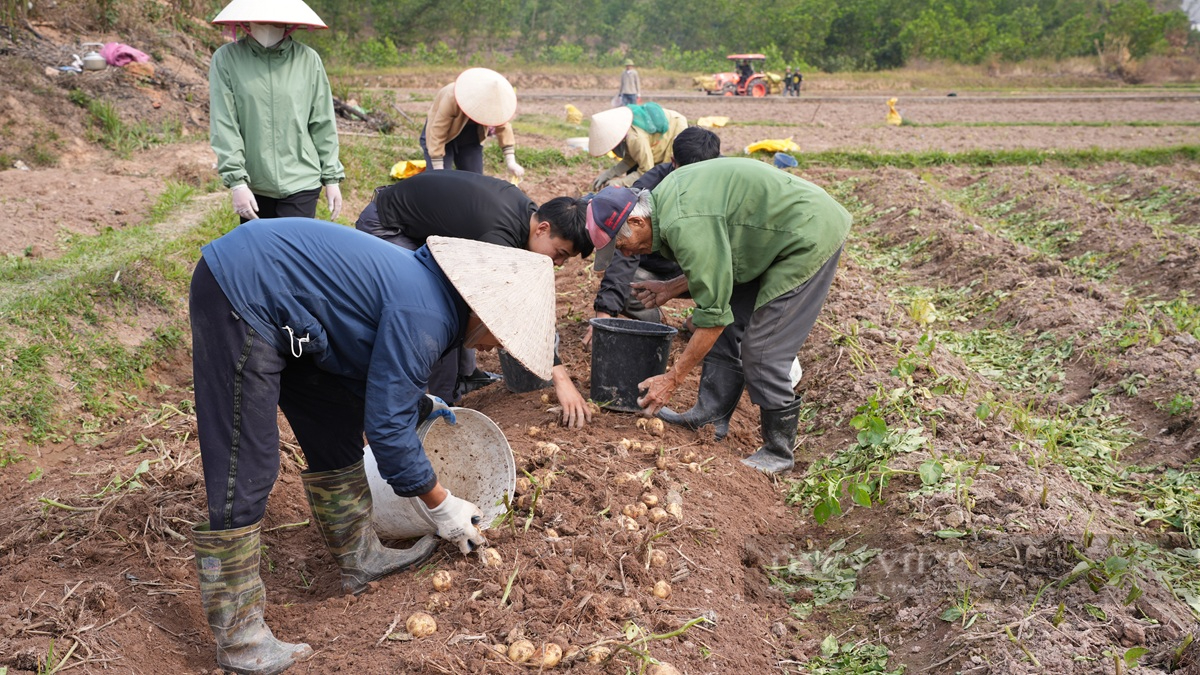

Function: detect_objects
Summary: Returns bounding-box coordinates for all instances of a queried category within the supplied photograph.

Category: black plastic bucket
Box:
[499,348,552,393]
[589,318,678,412]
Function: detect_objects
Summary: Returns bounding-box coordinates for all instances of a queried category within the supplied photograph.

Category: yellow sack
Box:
[389,160,427,180]
[886,97,902,126]
[744,137,800,155]
[696,116,730,128]
[565,104,583,125]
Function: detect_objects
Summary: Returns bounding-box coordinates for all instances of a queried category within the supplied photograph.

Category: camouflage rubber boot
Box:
[741,397,804,474]
[192,522,313,675]
[658,355,745,440]
[302,460,439,595]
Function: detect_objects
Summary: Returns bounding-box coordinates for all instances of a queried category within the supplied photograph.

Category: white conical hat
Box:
[427,236,555,380]
[588,106,634,156]
[211,0,327,28]
[453,68,517,127]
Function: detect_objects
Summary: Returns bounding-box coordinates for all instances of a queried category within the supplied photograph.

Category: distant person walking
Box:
[618,59,640,106]
[208,0,345,223]
[789,67,803,96]
[783,67,794,95]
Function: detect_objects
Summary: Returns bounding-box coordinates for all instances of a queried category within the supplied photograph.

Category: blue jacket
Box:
[201,218,469,497]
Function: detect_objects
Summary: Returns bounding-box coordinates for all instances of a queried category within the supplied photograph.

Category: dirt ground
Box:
[3,22,1200,675]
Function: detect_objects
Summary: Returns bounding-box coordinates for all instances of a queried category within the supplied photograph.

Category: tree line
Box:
[302,0,1196,71]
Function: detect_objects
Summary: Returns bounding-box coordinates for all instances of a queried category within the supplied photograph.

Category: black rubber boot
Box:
[741,397,803,474]
[657,355,744,440]
[455,368,503,399]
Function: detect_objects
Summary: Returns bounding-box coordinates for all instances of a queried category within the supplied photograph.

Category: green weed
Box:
[766,538,880,619]
[806,635,904,675]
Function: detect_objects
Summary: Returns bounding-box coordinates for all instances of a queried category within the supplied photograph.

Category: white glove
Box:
[231,185,259,220]
[430,157,444,170]
[428,490,486,555]
[503,148,524,178]
[325,183,342,220]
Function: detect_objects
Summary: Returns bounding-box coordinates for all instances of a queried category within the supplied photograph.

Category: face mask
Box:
[248,23,286,48]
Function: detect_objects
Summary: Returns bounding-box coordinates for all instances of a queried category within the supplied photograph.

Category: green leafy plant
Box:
[766,539,881,619]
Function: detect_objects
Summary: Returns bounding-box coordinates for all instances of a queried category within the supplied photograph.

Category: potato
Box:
[515,476,532,494]
[491,643,508,656]
[508,639,535,663]
[425,592,451,612]
[641,493,659,507]
[652,580,672,599]
[482,548,503,567]
[681,450,698,464]
[655,455,669,470]
[534,643,563,668]
[615,514,640,532]
[646,418,665,436]
[537,441,561,457]
[615,596,641,617]
[405,612,437,637]
[622,502,648,519]
[648,664,682,675]
[630,441,643,451]
[541,393,551,404]
[666,503,683,520]
[636,418,649,430]
[544,527,559,539]
[430,570,453,592]
[687,462,701,473]
[538,469,557,488]
[647,507,669,524]
[527,426,541,437]
[649,549,668,567]
[586,646,612,664]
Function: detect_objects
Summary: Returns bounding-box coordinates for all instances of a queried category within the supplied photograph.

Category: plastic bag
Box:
[744,137,800,155]
[389,160,427,180]
[886,97,903,126]
[696,116,730,128]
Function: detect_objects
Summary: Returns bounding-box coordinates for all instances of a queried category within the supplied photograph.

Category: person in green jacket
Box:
[209,0,345,223]
[584,158,851,473]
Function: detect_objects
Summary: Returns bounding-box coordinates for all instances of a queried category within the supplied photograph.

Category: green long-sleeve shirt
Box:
[209,37,345,199]
[650,157,852,329]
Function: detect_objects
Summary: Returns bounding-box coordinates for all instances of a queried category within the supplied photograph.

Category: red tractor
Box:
[695,54,779,97]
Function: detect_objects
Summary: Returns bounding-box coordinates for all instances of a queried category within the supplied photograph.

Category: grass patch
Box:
[776,145,1200,170]
[0,184,226,444]
[68,89,183,158]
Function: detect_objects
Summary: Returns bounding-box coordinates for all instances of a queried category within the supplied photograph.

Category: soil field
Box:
[3,79,1200,675]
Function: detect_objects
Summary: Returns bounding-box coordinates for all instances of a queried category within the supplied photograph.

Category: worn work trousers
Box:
[190,257,368,530]
[706,246,843,408]
[419,120,484,174]
[238,186,321,224]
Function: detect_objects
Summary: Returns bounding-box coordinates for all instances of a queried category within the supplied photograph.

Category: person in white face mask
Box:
[208,0,345,224]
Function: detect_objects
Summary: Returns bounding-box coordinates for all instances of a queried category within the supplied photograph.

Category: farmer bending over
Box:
[356,170,595,428]
[586,158,851,473]
[189,218,555,674]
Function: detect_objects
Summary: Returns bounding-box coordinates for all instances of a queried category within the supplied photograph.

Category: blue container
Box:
[773,152,799,169]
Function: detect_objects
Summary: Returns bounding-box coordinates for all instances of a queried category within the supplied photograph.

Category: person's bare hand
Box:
[630,280,672,310]
[554,380,593,429]
[581,312,613,348]
[636,372,678,416]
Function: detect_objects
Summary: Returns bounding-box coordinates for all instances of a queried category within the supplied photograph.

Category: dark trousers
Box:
[620,94,638,105]
[239,186,322,224]
[707,246,843,408]
[420,121,484,174]
[190,257,367,530]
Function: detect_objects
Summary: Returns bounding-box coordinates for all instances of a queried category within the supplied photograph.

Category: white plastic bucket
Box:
[363,408,516,540]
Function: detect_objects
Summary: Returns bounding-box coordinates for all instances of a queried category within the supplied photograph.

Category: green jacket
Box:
[650,157,851,329]
[209,37,344,198]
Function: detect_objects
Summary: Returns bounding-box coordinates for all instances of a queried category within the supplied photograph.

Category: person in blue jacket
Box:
[187,218,555,675]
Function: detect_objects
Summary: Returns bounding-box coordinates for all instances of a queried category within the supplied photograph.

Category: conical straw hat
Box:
[454,68,517,127]
[427,236,555,380]
[212,0,327,28]
[588,106,634,156]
